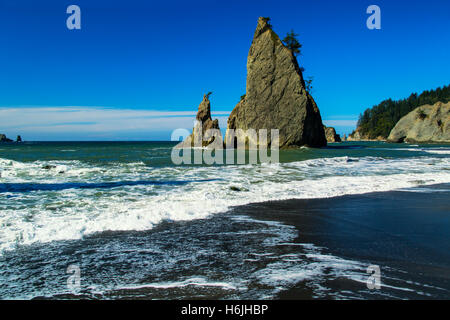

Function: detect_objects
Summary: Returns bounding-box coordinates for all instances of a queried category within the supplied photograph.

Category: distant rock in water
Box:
[0,134,13,143]
[16,135,22,142]
[324,126,341,143]
[225,17,326,149]
[177,93,221,148]
[42,165,57,170]
[387,102,450,143]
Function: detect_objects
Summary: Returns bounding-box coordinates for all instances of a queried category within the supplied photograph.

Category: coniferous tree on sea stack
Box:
[282,29,302,56]
[282,29,309,86]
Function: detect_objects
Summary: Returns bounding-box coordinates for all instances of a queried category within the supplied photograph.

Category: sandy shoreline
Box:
[234,183,450,299]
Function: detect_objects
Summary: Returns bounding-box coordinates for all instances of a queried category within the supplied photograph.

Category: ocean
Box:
[0,141,449,299]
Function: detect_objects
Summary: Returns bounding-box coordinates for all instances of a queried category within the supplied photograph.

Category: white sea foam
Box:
[115,277,239,291]
[102,214,370,299]
[424,149,450,155]
[373,147,450,155]
[0,155,449,254]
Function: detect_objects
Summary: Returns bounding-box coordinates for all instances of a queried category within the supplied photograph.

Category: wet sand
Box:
[236,183,450,299]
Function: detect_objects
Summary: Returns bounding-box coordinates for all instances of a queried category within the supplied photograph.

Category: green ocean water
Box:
[2,140,450,163]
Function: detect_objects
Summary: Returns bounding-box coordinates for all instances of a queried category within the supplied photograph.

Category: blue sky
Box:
[0,0,449,140]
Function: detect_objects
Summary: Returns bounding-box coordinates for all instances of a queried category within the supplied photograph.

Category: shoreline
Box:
[1,183,449,299]
[232,183,450,299]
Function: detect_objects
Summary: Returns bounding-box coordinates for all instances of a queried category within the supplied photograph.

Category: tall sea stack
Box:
[226,17,327,148]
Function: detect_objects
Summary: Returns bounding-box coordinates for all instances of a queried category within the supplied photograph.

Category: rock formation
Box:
[0,134,13,142]
[225,17,326,149]
[347,128,384,141]
[387,102,450,143]
[178,93,221,148]
[324,126,341,143]
[347,128,362,141]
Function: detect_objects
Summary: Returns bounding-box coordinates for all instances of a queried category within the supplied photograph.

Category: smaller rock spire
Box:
[177,93,221,148]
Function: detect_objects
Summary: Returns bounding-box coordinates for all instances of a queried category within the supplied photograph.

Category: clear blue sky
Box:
[0,0,449,140]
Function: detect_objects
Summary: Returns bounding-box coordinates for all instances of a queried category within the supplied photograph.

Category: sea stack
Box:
[179,93,221,148]
[0,134,13,142]
[324,126,342,143]
[225,17,327,149]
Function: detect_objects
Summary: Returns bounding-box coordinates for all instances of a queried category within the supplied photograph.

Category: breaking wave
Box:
[1,155,450,254]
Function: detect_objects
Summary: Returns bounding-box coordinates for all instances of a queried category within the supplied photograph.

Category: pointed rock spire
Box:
[178,93,221,148]
[226,17,327,148]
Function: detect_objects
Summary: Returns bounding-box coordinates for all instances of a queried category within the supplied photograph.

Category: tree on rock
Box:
[282,30,302,56]
[261,17,272,28]
[305,77,314,93]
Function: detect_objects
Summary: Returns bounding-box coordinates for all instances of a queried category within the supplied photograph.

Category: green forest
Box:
[354,84,450,139]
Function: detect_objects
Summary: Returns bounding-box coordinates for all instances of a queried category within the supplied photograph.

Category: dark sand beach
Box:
[237,183,450,299]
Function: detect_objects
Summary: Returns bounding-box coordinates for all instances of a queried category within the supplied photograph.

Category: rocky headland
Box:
[387,102,449,143]
[347,128,385,141]
[349,85,449,142]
